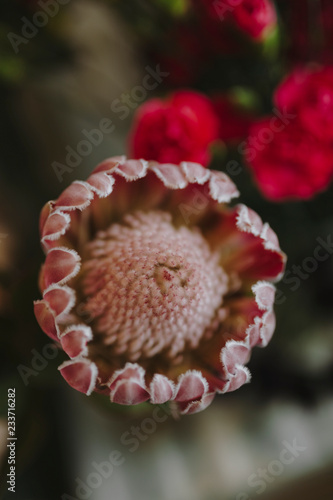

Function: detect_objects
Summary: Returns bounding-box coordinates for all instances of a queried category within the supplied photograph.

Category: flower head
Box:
[198,0,277,41]
[275,65,333,143]
[245,65,333,201]
[231,0,277,40]
[129,90,219,166]
[34,157,285,415]
[245,119,333,201]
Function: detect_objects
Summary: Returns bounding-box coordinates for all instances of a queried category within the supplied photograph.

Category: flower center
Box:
[80,211,228,362]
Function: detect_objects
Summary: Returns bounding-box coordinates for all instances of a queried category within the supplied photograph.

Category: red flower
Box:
[233,0,277,40]
[200,0,277,40]
[275,65,333,143]
[213,95,254,143]
[129,91,219,166]
[245,119,333,200]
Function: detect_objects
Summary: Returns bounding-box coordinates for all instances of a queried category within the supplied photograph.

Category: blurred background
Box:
[0,0,333,499]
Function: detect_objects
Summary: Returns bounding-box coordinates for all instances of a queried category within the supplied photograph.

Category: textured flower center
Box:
[80,211,228,362]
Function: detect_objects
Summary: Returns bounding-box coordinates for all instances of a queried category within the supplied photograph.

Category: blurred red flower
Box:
[199,0,277,40]
[129,90,219,165]
[245,119,333,200]
[275,65,333,143]
[231,0,277,40]
[245,64,333,200]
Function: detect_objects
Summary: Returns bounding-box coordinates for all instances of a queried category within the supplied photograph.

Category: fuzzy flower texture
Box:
[34,157,285,415]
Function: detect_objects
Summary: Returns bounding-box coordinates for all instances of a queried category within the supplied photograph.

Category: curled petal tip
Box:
[179,392,215,415]
[175,370,208,403]
[236,204,263,236]
[151,163,188,189]
[223,365,252,393]
[41,210,71,244]
[86,172,115,197]
[209,171,240,203]
[150,374,175,404]
[43,285,75,318]
[252,281,276,310]
[180,162,211,184]
[220,341,251,376]
[55,181,94,211]
[43,247,80,288]
[115,159,148,180]
[59,359,98,396]
[110,380,150,405]
[34,300,59,341]
[60,325,93,358]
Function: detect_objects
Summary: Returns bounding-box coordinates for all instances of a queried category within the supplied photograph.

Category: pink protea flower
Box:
[34,157,285,415]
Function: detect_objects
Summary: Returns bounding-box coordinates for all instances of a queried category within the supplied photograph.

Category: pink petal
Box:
[110,380,150,405]
[236,204,264,236]
[43,247,80,288]
[180,162,210,184]
[227,207,286,282]
[93,156,126,174]
[34,300,59,340]
[150,374,175,404]
[109,363,145,387]
[220,341,250,375]
[252,281,276,310]
[43,285,75,317]
[151,163,188,189]
[59,359,98,395]
[39,201,53,235]
[209,171,239,203]
[174,370,208,403]
[235,207,286,281]
[115,159,148,180]
[60,325,92,358]
[41,211,70,243]
[55,181,94,211]
[246,318,262,348]
[258,310,276,347]
[179,392,215,415]
[261,223,282,252]
[86,172,115,197]
[224,365,251,393]
[108,363,149,405]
